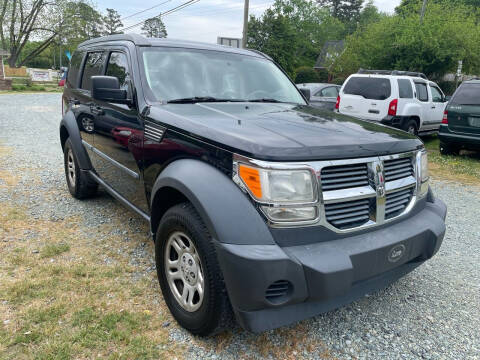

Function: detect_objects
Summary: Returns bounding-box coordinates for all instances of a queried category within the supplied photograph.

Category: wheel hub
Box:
[180,253,198,286]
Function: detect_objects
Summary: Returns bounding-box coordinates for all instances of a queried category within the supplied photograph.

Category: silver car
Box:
[296,83,341,110]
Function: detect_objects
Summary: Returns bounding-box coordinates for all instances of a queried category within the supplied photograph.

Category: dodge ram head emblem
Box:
[388,244,406,263]
[376,166,386,197]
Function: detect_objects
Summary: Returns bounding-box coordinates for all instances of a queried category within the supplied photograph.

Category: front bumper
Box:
[216,195,447,332]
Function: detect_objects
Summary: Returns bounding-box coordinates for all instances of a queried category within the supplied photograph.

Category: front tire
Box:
[155,203,232,336]
[64,138,98,199]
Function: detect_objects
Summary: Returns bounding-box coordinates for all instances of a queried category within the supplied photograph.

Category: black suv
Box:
[60,34,447,335]
[439,79,480,154]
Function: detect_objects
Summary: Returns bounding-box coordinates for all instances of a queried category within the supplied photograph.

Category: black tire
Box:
[439,142,460,156]
[403,119,418,136]
[64,138,98,199]
[155,202,233,336]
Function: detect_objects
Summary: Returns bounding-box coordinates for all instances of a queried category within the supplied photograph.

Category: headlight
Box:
[236,163,317,223]
[417,150,429,197]
[420,151,429,182]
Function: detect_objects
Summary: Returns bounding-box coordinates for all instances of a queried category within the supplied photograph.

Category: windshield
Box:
[140,47,305,104]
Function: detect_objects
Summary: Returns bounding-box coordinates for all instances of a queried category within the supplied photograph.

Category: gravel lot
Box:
[0,93,479,359]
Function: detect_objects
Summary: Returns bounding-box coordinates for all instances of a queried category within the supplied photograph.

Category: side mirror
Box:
[299,88,311,101]
[444,95,451,102]
[91,76,130,104]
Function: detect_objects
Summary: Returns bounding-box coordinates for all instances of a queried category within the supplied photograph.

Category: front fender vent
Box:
[144,120,166,142]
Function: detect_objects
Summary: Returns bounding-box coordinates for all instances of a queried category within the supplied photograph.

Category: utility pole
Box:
[420,0,427,24]
[242,0,249,48]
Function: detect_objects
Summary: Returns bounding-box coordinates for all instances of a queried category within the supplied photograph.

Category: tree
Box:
[317,0,364,22]
[295,66,321,83]
[103,8,123,35]
[333,2,480,80]
[141,16,167,38]
[247,0,345,76]
[0,0,103,68]
[396,0,480,16]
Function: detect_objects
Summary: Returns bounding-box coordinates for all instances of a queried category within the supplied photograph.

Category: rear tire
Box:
[403,119,418,136]
[64,138,98,199]
[155,202,233,336]
[439,142,460,156]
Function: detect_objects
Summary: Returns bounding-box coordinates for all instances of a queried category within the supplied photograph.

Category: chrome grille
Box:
[385,187,415,219]
[325,198,372,229]
[321,163,369,191]
[384,157,414,182]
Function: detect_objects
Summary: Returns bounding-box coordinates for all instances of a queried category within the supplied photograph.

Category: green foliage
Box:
[141,16,168,38]
[295,66,321,83]
[103,8,124,35]
[334,2,480,79]
[247,0,345,76]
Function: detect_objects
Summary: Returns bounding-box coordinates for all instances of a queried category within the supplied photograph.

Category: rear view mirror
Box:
[299,88,311,101]
[91,76,130,104]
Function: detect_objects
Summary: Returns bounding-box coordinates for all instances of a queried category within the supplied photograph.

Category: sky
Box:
[98,0,401,43]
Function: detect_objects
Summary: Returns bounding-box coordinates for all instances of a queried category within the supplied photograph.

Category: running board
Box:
[88,170,151,222]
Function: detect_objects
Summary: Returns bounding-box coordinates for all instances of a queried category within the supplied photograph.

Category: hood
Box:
[147,102,423,161]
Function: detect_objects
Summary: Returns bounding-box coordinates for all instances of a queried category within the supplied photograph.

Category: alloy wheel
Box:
[165,231,204,312]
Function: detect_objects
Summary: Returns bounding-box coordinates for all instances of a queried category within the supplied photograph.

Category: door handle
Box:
[431,106,436,109]
[91,105,104,115]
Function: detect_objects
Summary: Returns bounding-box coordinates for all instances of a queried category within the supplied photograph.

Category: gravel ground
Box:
[0,93,479,359]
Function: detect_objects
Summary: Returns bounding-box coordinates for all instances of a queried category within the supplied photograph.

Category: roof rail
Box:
[78,34,151,48]
[357,68,428,80]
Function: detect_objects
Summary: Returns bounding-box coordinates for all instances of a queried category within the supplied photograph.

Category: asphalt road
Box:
[0,93,479,360]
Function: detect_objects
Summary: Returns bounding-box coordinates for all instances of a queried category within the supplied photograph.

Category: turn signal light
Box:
[388,99,398,116]
[238,164,262,198]
[442,110,448,124]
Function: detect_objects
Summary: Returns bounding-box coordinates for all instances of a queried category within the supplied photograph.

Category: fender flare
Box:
[150,159,275,245]
[59,111,92,170]
[402,103,423,126]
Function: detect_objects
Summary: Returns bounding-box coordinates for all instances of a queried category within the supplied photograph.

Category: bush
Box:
[12,84,27,91]
[294,66,320,84]
[436,81,457,96]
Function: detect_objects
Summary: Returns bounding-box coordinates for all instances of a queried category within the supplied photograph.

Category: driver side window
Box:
[106,52,130,92]
[430,86,443,103]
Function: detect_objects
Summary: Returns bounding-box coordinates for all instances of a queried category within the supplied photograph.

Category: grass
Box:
[423,135,480,185]
[1,78,63,93]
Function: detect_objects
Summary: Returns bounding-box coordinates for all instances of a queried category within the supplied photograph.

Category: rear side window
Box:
[398,79,413,98]
[343,77,391,100]
[81,52,106,91]
[415,83,429,102]
[451,83,480,105]
[67,51,85,87]
[106,52,129,90]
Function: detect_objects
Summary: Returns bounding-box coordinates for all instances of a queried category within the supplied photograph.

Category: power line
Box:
[121,0,174,21]
[121,0,200,32]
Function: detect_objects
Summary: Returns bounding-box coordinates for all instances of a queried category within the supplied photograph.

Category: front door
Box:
[428,85,446,131]
[92,50,148,213]
[310,86,339,110]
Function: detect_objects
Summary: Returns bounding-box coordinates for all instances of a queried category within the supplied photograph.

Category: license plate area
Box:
[468,117,480,127]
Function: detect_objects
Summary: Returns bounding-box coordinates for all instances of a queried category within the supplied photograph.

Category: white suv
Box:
[337,70,448,135]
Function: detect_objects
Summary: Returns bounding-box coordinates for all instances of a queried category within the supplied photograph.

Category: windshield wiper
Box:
[248,98,283,103]
[167,96,245,104]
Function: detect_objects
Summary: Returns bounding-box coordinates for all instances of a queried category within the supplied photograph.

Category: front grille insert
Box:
[384,157,414,182]
[265,280,292,305]
[321,163,369,191]
[325,198,372,230]
[385,187,414,219]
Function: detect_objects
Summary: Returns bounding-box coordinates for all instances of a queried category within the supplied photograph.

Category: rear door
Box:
[413,82,431,129]
[310,85,339,110]
[339,76,392,121]
[447,83,480,136]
